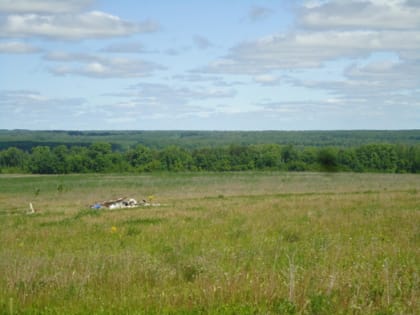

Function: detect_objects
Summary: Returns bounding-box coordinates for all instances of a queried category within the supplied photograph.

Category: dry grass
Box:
[0,172,419,314]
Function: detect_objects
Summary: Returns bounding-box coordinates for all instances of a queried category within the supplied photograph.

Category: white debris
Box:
[90,197,159,210]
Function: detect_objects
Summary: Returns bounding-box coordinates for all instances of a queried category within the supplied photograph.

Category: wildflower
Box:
[111,226,118,233]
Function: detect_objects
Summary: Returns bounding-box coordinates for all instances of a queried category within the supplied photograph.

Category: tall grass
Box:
[0,172,419,314]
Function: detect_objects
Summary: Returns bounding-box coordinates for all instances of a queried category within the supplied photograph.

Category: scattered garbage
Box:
[24,197,160,216]
[90,197,160,210]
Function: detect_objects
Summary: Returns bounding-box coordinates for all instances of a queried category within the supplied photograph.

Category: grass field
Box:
[0,172,419,314]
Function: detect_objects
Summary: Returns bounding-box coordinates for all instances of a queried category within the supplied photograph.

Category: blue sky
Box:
[0,0,419,130]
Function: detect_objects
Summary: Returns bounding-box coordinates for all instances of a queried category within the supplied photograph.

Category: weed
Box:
[0,172,418,314]
[56,184,64,193]
[122,218,164,226]
[180,263,202,282]
[73,208,102,219]
[272,298,297,314]
[308,294,333,315]
[282,230,301,243]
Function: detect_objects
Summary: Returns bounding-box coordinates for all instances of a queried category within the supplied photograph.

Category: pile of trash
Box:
[90,197,159,210]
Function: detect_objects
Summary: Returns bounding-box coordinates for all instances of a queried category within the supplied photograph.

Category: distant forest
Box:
[0,130,419,174]
[1,130,419,150]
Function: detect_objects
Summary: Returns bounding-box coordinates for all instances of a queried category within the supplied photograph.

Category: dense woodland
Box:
[1,141,419,174]
[1,129,420,150]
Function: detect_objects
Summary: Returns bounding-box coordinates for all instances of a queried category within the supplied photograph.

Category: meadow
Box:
[0,172,419,314]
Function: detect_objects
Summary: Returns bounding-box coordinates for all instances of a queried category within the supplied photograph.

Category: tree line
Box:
[2,130,420,151]
[0,142,419,174]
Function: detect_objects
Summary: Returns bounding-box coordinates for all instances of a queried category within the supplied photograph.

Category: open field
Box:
[0,172,419,314]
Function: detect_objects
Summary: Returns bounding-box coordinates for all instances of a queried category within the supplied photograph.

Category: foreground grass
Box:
[0,172,419,314]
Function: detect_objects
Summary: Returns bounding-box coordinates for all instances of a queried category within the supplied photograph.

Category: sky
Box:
[0,0,419,130]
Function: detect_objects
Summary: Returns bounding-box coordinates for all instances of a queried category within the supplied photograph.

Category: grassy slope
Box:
[0,172,419,314]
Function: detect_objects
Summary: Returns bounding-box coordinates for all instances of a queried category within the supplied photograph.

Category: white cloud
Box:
[86,62,106,74]
[45,52,165,78]
[98,82,237,122]
[345,59,420,92]
[172,74,222,83]
[0,0,93,14]
[98,84,216,122]
[0,88,207,129]
[302,1,329,10]
[0,11,159,40]
[172,73,243,87]
[2,0,418,130]
[406,0,420,7]
[298,59,420,98]
[130,83,236,104]
[299,0,420,30]
[253,74,280,85]
[192,35,212,50]
[203,30,420,74]
[101,42,152,54]
[0,41,40,53]
[0,90,89,129]
[248,6,274,22]
[200,0,420,75]
[290,58,420,127]
[251,95,419,130]
[195,0,420,129]
[44,51,96,62]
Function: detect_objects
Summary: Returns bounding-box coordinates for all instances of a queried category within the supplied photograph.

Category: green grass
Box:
[0,172,419,314]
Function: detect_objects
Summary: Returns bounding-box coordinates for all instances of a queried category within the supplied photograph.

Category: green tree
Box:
[29,146,59,174]
[67,146,90,173]
[53,145,70,173]
[88,142,113,172]
[0,147,28,171]
[408,145,420,173]
[229,145,255,171]
[252,144,283,170]
[193,147,231,171]
[281,145,306,171]
[337,148,361,171]
[281,145,299,164]
[318,148,339,172]
[159,146,193,171]
[193,148,214,171]
[356,144,397,172]
[301,147,318,170]
[125,145,155,171]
